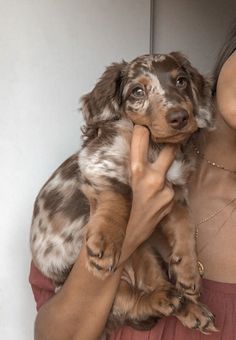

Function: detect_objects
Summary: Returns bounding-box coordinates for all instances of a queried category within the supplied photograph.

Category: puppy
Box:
[30,52,217,335]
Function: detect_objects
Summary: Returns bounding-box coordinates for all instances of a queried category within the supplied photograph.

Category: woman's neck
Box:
[197,110,236,172]
[189,108,236,201]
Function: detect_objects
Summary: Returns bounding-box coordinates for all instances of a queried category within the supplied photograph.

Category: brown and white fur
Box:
[30,53,217,335]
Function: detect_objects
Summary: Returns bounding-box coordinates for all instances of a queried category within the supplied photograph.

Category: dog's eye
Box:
[131,87,145,98]
[176,76,188,89]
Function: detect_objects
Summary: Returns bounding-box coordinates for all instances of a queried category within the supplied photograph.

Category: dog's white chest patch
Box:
[166,160,186,185]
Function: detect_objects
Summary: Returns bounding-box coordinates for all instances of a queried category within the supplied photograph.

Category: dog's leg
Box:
[174,298,218,334]
[110,244,183,325]
[83,189,131,278]
[112,281,217,333]
[161,201,201,297]
[109,244,217,334]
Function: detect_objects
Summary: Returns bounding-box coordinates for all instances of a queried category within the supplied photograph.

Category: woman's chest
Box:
[189,190,236,282]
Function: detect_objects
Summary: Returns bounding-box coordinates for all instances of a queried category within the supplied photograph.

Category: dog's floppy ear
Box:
[80,61,128,124]
[170,52,213,129]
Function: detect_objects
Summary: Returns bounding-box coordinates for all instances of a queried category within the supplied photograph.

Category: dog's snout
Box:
[166,110,189,130]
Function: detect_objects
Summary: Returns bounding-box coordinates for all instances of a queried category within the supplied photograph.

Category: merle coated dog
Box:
[30,52,217,335]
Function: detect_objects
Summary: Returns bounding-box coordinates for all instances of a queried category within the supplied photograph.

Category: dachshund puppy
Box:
[30,52,217,335]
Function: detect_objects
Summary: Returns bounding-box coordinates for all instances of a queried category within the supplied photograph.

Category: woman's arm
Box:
[34,125,176,340]
[34,245,124,340]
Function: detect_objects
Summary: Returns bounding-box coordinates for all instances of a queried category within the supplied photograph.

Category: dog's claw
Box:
[168,263,172,279]
[193,318,201,329]
[171,255,182,264]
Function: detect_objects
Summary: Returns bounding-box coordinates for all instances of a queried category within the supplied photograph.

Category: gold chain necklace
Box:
[194,198,236,277]
[195,197,236,227]
[193,143,236,174]
[192,141,236,276]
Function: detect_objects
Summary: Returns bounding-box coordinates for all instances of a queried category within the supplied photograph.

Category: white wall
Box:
[153,0,236,73]
[0,1,150,339]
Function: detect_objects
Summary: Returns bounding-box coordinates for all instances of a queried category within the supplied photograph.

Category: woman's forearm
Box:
[34,211,151,340]
[34,245,124,340]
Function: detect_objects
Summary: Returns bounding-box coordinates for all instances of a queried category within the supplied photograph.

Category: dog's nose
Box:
[166,110,189,130]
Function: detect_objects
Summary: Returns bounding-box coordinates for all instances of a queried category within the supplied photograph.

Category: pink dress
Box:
[29,262,236,339]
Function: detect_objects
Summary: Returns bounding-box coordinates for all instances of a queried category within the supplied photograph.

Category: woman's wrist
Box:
[118,214,145,265]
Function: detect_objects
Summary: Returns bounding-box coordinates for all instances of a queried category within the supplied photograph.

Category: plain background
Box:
[0,1,150,339]
[154,0,236,73]
[1,1,236,339]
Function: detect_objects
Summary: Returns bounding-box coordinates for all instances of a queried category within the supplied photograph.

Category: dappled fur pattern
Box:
[30,53,217,335]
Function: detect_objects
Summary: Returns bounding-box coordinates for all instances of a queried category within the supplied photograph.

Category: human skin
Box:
[34,125,176,340]
[188,51,236,283]
[216,51,236,130]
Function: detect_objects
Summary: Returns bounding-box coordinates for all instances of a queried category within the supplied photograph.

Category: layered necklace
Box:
[194,197,236,277]
[192,142,236,277]
[192,143,236,174]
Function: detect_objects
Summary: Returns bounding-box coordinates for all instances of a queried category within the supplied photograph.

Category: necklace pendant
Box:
[197,260,204,277]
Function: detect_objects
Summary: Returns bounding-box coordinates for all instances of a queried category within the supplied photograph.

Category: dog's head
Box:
[81,52,213,143]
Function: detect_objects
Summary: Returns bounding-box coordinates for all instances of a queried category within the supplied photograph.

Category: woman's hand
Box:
[120,125,176,263]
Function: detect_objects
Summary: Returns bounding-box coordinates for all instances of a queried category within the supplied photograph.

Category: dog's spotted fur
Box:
[30,53,217,335]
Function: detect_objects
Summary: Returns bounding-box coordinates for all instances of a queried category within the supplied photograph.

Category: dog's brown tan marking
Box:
[43,189,64,218]
[60,154,79,180]
[50,213,69,233]
[44,242,54,257]
[62,189,90,222]
[30,53,217,335]
[33,201,39,219]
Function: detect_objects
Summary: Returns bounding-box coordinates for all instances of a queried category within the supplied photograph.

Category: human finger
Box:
[152,144,177,176]
[131,125,150,167]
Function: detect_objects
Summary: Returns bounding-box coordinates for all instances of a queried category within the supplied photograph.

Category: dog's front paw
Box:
[151,286,183,317]
[169,253,201,297]
[85,224,125,278]
[175,300,218,334]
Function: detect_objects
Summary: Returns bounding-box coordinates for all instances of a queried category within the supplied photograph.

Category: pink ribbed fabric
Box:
[29,261,55,311]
